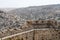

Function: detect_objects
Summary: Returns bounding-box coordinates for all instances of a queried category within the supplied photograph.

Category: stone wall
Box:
[1,20,60,40]
[2,29,60,40]
[3,30,34,40]
[34,29,60,40]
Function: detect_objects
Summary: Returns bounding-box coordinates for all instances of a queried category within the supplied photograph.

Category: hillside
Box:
[8,4,60,20]
[0,10,21,29]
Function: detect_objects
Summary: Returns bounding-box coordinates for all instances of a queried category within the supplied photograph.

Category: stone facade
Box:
[1,20,60,40]
[34,29,60,40]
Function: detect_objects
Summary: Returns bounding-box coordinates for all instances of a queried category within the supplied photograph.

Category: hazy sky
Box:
[0,0,60,8]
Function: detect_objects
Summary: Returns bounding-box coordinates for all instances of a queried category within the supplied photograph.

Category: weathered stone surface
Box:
[1,20,60,40]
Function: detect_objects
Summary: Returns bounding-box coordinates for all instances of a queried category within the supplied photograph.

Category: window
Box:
[56,37,58,39]
[49,39,52,40]
[55,21,57,25]
[58,32,60,34]
[42,21,44,23]
[42,39,44,40]
[21,38,23,40]
[26,36,27,39]
[52,34,54,36]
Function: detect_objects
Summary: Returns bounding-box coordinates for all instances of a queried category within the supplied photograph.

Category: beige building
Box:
[0,20,60,40]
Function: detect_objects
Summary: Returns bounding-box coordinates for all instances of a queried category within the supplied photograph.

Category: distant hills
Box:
[7,4,60,20]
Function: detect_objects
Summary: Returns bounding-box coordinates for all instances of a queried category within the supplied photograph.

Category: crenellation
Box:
[25,20,59,29]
